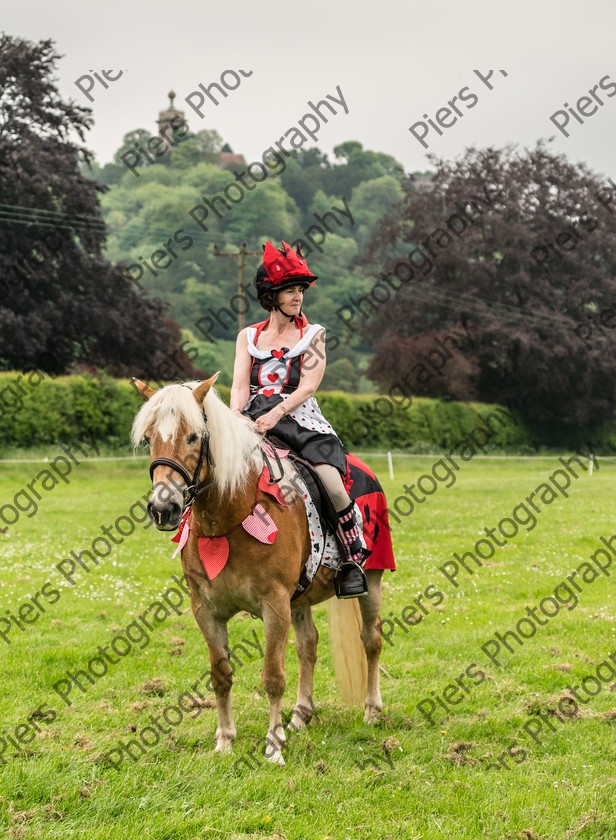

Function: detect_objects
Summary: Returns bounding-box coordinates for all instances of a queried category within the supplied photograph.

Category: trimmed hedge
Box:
[0,372,140,449]
[0,371,536,452]
[317,392,532,451]
[0,371,601,452]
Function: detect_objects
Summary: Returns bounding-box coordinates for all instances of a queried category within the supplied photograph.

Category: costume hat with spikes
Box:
[254,240,317,299]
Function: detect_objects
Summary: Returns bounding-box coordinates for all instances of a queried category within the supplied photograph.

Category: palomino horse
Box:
[131,375,384,764]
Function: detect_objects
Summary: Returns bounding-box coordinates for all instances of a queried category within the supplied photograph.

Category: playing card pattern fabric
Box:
[295,455,396,576]
[290,468,337,582]
[344,453,396,571]
[170,452,395,584]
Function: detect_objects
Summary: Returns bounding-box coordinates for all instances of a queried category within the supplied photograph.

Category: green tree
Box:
[320,358,360,392]
[325,141,403,196]
[170,129,224,169]
[348,176,403,251]
[113,129,152,165]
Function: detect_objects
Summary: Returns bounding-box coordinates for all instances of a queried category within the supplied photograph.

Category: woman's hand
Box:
[255,405,285,434]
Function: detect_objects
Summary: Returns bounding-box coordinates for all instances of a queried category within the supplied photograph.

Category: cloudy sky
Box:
[4,0,615,179]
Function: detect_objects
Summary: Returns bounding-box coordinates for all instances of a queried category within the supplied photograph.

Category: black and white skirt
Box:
[243,393,347,476]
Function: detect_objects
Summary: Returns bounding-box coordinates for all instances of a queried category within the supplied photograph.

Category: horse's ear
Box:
[192,372,220,405]
[132,378,156,400]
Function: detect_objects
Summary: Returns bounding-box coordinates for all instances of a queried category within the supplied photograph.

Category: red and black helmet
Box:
[254,240,317,299]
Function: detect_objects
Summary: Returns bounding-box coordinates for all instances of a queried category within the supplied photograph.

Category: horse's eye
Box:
[187,433,199,445]
[144,434,150,445]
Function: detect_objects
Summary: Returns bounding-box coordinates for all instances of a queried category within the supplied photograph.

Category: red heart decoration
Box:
[267,373,278,382]
[258,467,288,505]
[171,508,191,544]
[263,388,274,397]
[198,535,229,580]
[171,520,190,558]
[242,504,278,544]
[272,349,284,359]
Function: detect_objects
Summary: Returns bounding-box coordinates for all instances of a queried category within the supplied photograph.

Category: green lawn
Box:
[1,453,615,839]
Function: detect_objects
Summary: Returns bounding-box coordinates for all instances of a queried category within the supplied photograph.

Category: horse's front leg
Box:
[191,600,236,754]
[261,594,291,765]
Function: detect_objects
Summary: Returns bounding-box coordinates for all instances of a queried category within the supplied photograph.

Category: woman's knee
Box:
[314,464,349,510]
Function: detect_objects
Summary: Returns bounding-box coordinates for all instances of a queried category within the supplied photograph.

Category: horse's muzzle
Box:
[147,500,182,531]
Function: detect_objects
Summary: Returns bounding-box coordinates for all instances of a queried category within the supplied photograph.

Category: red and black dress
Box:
[242,316,347,476]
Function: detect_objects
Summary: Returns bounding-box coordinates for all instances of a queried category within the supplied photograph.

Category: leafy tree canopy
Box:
[362,142,616,429]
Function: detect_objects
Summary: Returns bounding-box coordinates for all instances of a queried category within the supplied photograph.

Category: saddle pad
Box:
[291,453,396,574]
[291,469,341,586]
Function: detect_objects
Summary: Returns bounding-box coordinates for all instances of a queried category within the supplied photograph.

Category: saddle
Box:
[265,434,342,599]
[263,434,396,595]
[266,436,338,528]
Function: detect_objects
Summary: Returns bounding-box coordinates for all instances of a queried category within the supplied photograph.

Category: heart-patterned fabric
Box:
[170,451,396,585]
[244,321,338,437]
[241,503,277,544]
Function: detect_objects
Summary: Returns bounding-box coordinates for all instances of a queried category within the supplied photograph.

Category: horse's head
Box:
[131,374,219,530]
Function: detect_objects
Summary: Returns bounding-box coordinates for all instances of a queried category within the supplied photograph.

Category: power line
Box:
[405,281,576,332]
[0,203,231,245]
[0,207,602,341]
[0,202,103,222]
[384,281,582,339]
[213,242,261,332]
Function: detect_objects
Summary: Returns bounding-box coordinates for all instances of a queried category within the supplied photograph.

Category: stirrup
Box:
[334,561,368,599]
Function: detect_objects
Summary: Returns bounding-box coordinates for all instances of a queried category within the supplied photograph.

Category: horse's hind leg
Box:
[359,569,384,723]
[192,604,236,753]
[261,595,291,765]
[289,605,318,731]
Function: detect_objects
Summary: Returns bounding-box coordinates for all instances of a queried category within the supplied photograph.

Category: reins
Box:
[261,442,285,484]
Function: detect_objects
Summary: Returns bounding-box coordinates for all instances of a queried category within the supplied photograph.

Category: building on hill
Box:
[157,90,186,139]
[411,171,434,190]
[157,92,245,167]
[219,142,245,167]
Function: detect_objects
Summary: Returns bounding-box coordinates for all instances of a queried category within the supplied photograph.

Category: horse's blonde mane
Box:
[131,382,262,497]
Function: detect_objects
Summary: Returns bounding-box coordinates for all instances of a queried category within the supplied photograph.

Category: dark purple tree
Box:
[363,142,616,430]
[0,34,195,378]
[366,328,480,400]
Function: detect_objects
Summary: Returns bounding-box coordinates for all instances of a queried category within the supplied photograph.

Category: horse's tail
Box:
[326,599,367,705]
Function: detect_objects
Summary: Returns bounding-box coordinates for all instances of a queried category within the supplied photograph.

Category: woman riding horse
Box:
[132,374,388,762]
[132,241,394,760]
[230,240,368,599]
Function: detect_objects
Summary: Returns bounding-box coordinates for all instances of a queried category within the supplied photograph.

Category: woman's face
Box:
[277,285,304,314]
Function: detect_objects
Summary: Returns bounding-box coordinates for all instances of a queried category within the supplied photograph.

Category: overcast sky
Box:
[4,0,616,180]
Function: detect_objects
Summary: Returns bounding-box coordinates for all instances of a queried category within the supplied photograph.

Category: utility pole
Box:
[213,242,260,332]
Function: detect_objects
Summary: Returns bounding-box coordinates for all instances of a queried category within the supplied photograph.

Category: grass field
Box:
[1,451,616,839]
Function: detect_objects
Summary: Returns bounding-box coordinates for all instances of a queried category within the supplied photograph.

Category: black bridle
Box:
[149,409,216,508]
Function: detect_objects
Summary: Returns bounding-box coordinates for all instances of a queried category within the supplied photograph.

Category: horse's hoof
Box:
[214,742,233,754]
[287,713,308,732]
[363,707,381,725]
[266,750,286,766]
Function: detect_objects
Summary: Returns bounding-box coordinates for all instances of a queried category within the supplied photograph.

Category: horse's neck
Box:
[190,466,259,536]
